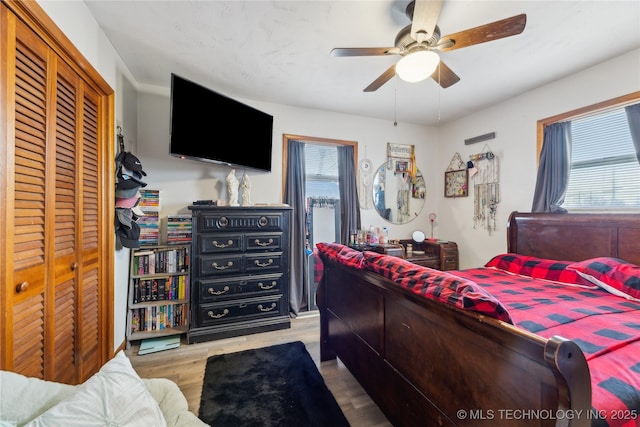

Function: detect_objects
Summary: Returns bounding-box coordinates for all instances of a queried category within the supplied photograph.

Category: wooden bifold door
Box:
[0,0,114,384]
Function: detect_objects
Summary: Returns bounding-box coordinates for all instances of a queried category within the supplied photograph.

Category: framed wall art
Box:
[444,169,468,198]
[395,160,408,173]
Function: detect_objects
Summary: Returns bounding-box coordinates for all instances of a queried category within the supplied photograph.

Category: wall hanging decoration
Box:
[387,143,415,178]
[358,158,373,209]
[444,152,468,198]
[470,145,500,234]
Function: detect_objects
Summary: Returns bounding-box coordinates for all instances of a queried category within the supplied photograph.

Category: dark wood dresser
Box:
[399,239,459,271]
[187,205,292,344]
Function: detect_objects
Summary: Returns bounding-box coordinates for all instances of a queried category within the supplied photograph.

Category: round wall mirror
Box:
[372,163,426,224]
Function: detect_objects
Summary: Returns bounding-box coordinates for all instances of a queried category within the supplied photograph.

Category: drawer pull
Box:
[212,261,234,270]
[258,303,276,312]
[208,285,230,295]
[254,259,274,267]
[208,308,229,319]
[255,238,274,247]
[212,239,234,248]
[258,281,277,290]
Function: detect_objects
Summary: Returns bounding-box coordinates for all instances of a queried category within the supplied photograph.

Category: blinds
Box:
[563,104,640,210]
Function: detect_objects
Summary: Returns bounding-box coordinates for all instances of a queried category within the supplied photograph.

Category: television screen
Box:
[169,73,273,172]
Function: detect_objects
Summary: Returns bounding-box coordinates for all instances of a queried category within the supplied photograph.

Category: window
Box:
[536,92,640,212]
[304,144,339,198]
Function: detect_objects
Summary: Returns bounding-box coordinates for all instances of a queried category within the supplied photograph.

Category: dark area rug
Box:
[198,340,350,427]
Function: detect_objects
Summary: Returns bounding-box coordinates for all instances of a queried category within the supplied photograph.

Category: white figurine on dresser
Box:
[226,169,239,206]
[241,174,251,206]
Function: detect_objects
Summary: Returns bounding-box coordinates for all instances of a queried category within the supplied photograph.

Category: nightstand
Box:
[399,239,459,271]
[348,243,404,258]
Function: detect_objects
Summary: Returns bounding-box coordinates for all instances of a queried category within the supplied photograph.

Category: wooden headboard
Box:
[507,211,640,265]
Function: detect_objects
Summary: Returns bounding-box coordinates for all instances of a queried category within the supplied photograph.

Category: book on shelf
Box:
[166,215,192,245]
[130,303,187,333]
[137,189,160,245]
[133,276,189,303]
[132,246,189,275]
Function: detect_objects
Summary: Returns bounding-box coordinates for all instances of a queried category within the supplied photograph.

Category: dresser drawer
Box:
[410,258,440,269]
[199,273,283,303]
[200,213,285,232]
[442,256,458,271]
[199,233,242,253]
[200,254,244,276]
[244,232,284,252]
[198,295,284,326]
[244,252,285,274]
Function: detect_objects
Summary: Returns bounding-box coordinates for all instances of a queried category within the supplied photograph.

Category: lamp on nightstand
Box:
[428,212,437,241]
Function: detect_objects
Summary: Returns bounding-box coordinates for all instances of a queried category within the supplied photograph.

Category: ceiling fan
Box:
[331,0,526,92]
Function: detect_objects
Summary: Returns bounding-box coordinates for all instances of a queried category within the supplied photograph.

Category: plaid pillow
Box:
[315,242,365,270]
[568,257,640,301]
[485,253,596,287]
[364,252,512,323]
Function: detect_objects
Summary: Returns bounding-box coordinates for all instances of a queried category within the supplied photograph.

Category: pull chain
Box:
[393,89,398,127]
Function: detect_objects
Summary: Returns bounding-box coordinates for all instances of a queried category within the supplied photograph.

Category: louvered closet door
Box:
[52,59,80,384]
[6,12,51,379]
[52,62,102,382]
[77,83,102,380]
[1,5,104,383]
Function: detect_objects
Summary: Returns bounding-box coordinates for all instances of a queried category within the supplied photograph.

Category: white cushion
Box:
[25,350,167,427]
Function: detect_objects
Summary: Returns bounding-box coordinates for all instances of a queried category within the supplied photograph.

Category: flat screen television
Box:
[169,73,273,172]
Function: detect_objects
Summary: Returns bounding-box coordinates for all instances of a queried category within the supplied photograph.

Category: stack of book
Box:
[166,215,192,245]
[137,189,160,245]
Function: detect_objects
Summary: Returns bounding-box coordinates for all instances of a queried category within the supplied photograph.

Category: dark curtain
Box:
[531,121,572,213]
[337,145,361,244]
[284,141,307,316]
[625,103,640,164]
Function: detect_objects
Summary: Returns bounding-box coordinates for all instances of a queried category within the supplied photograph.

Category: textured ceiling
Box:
[85,0,640,126]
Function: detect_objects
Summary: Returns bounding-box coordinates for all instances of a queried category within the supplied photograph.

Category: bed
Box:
[316,211,640,427]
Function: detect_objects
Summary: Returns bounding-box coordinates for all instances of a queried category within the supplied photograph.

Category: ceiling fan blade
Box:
[331,47,400,57]
[410,0,443,43]
[364,64,397,92]
[431,60,460,88]
[438,13,526,52]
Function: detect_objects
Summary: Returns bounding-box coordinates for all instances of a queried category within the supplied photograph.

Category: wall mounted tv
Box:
[169,73,273,172]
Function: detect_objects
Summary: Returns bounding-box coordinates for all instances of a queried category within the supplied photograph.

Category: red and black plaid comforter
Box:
[455,267,640,427]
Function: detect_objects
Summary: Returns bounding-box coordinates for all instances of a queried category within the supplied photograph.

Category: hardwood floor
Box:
[125,311,392,426]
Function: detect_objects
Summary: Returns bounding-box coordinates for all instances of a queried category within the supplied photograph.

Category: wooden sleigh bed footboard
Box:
[317,212,640,427]
[317,265,591,427]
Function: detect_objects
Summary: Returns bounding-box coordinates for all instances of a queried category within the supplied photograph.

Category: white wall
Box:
[35,0,640,350]
[135,89,439,240]
[438,49,640,268]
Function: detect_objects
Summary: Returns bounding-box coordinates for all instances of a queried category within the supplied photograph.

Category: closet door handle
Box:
[15,281,28,293]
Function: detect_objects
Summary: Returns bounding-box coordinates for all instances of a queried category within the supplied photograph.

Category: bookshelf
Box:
[126,244,190,348]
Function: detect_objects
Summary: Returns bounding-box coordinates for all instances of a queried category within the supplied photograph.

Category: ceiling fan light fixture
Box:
[396,50,440,83]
